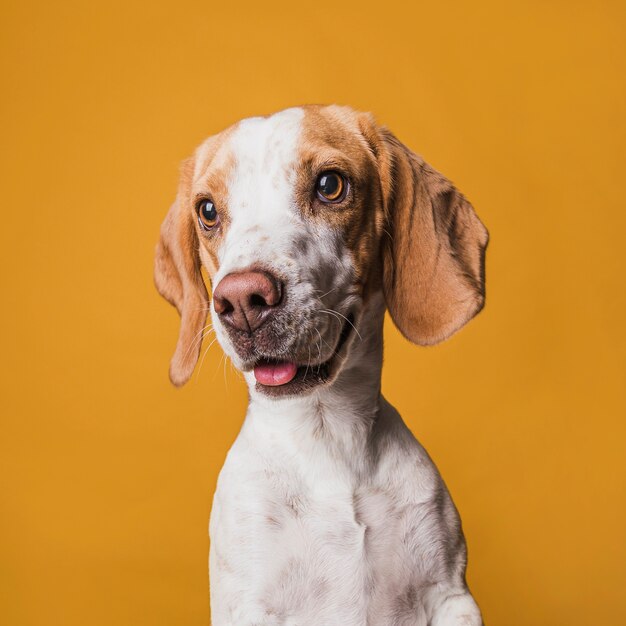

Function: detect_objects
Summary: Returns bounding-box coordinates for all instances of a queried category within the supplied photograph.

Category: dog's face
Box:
[155,106,488,396]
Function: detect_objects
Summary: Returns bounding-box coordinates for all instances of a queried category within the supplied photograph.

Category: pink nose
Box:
[213,271,283,333]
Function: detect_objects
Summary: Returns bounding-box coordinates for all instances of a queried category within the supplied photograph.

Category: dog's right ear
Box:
[154,156,209,386]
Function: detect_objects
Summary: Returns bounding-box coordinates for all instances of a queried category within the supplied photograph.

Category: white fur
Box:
[198,109,481,625]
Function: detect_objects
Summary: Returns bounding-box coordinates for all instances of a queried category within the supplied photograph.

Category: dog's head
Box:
[155,106,488,396]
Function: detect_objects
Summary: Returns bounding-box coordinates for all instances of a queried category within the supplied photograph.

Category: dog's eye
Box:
[197,199,219,230]
[316,171,347,203]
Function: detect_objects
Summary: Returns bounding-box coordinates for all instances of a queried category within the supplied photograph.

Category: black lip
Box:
[253,314,354,398]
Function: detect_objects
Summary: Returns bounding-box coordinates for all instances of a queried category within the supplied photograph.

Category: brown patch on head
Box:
[297,106,386,301]
[153,124,238,385]
[192,128,239,280]
[298,104,488,344]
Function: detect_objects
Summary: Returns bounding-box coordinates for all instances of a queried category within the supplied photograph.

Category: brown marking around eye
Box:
[199,246,219,278]
[191,128,238,281]
[298,106,387,301]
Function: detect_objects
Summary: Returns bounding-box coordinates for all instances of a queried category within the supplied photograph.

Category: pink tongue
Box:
[254,361,298,386]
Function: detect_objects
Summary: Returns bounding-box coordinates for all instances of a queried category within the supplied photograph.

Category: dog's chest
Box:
[209,421,438,625]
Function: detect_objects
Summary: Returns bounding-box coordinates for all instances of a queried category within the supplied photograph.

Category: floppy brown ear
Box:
[379,130,488,345]
[154,156,209,386]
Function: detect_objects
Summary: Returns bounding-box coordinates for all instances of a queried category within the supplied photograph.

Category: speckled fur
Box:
[209,297,480,625]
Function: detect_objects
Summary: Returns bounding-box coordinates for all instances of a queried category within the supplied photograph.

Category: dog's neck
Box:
[241,293,388,478]
[242,293,385,475]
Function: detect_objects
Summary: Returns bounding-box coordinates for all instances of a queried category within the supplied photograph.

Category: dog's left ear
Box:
[361,117,488,345]
[154,156,209,386]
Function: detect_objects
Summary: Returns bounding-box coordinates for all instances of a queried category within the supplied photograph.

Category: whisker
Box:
[303,329,311,381]
[212,352,226,385]
[183,322,215,361]
[315,327,333,352]
[194,336,220,382]
[315,328,324,374]
[315,285,339,301]
[320,308,362,341]
[318,310,344,339]
[228,358,243,381]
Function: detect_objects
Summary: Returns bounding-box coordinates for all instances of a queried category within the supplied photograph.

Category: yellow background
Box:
[1,1,625,624]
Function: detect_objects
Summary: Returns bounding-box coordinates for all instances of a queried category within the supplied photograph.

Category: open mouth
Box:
[252,313,355,397]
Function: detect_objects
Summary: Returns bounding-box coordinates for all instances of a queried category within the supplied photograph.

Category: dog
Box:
[154,105,488,625]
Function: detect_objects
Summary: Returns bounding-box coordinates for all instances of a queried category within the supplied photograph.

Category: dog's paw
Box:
[430,593,483,626]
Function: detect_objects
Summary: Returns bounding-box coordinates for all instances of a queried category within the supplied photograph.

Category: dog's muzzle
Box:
[213,269,298,387]
[213,269,355,395]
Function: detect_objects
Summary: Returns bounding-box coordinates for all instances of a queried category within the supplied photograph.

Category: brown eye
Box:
[197,199,219,230]
[316,171,347,203]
